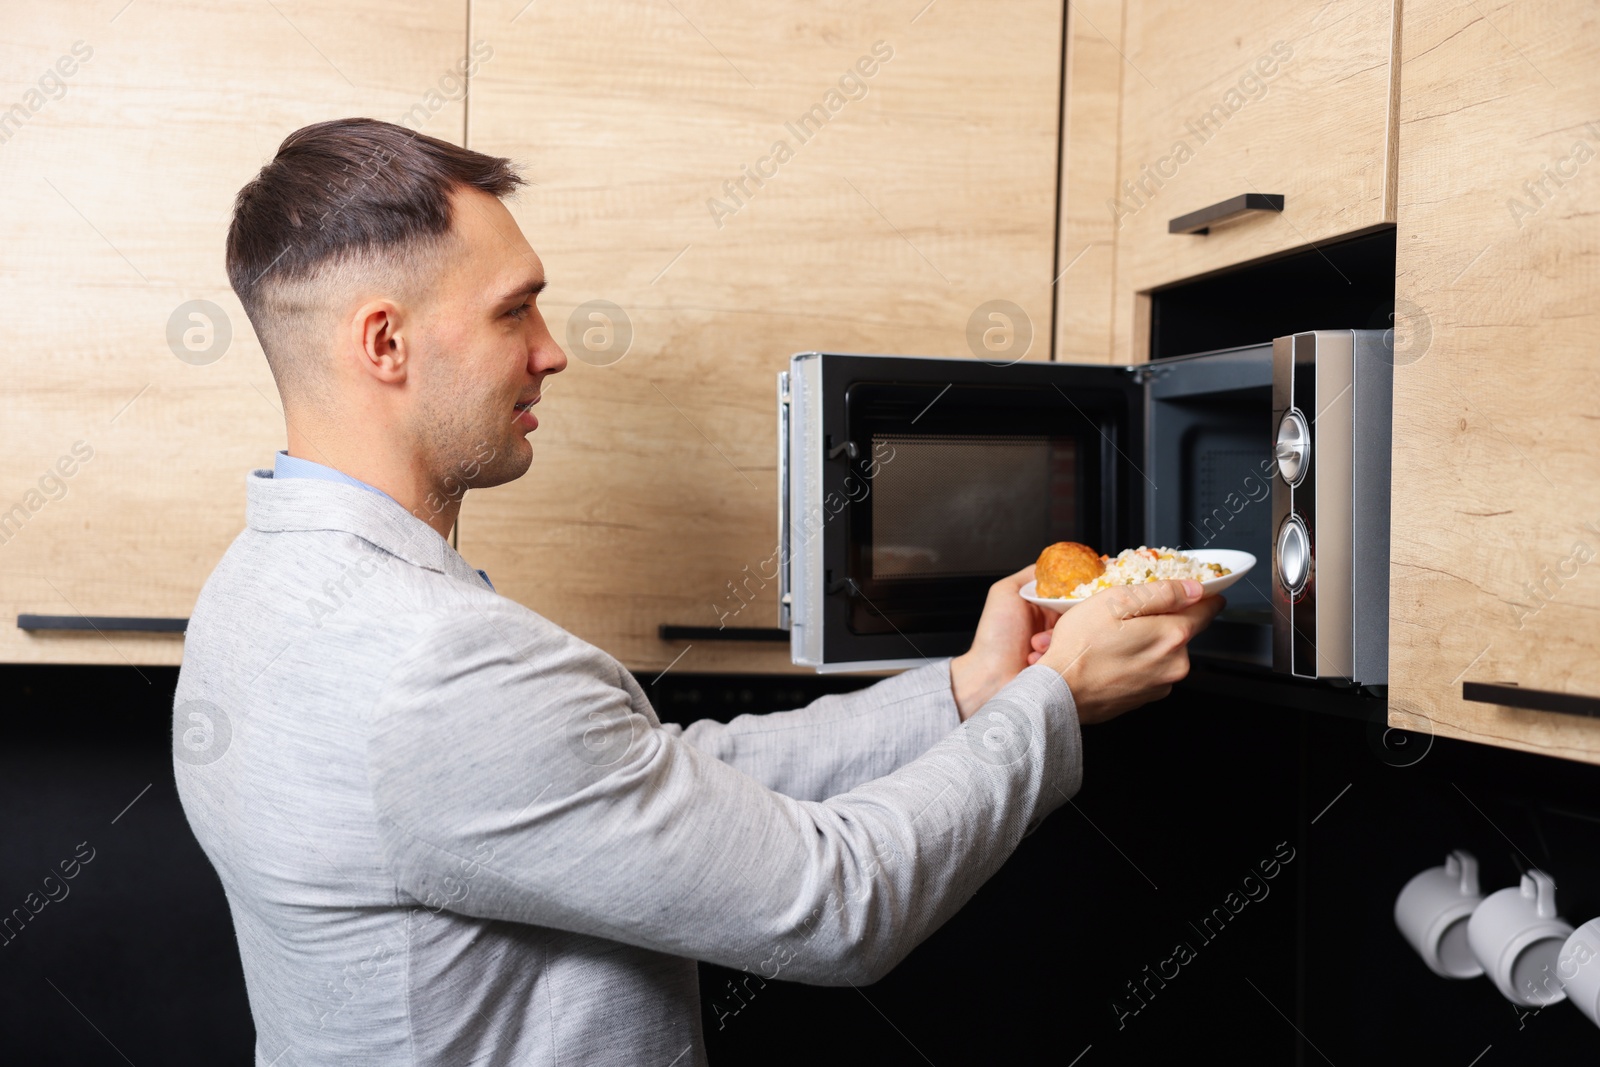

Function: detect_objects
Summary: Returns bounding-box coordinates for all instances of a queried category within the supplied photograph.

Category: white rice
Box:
[1067,546,1230,599]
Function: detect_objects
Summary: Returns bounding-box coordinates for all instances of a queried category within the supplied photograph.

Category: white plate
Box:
[1019,549,1256,610]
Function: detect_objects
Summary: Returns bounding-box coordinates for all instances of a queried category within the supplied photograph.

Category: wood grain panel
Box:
[1110,0,1398,360]
[1390,0,1600,762]
[1053,0,1126,364]
[0,1,469,664]
[459,0,1066,673]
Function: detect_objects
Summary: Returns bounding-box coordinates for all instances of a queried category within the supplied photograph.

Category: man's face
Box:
[406,186,566,491]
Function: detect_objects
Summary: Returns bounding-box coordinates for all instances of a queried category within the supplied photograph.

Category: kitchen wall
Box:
[6,664,1597,1063]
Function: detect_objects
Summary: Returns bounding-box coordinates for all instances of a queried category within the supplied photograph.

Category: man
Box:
[175,118,1221,1066]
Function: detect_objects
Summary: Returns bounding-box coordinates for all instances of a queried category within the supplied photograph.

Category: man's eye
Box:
[507,302,533,321]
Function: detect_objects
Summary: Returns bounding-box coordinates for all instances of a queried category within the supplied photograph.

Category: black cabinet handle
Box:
[659,625,788,643]
[1463,681,1600,719]
[18,614,187,634]
[1169,193,1284,235]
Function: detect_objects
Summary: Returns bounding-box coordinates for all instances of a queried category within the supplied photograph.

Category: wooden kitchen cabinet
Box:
[1388,0,1600,763]
[1054,0,1126,365]
[1108,0,1400,359]
[458,0,1066,673]
[0,1,469,665]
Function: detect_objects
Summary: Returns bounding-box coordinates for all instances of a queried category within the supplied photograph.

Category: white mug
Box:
[1467,870,1573,1007]
[1394,850,1483,978]
[1557,919,1600,1029]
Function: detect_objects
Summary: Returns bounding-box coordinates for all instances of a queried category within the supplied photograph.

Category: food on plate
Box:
[1034,541,1107,598]
[1064,545,1231,599]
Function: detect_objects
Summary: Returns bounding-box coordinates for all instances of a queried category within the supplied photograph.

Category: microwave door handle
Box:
[777,370,792,630]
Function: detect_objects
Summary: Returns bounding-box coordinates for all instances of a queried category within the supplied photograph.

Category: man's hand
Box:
[948,564,1061,721]
[1031,580,1225,724]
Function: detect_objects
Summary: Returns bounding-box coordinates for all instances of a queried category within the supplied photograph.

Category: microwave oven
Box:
[777,331,1392,684]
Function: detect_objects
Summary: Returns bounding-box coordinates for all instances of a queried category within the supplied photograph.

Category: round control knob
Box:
[1277,514,1310,595]
[1275,408,1310,486]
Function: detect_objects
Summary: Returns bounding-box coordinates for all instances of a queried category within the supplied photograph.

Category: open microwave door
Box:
[780,352,1144,672]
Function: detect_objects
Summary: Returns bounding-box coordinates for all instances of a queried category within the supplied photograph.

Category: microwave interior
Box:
[786,346,1273,671]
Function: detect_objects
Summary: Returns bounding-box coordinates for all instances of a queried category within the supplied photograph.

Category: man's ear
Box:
[352,299,408,384]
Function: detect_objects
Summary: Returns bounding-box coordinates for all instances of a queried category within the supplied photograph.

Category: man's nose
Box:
[532,324,567,377]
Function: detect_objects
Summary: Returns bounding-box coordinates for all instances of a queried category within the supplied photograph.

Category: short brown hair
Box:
[225,118,524,397]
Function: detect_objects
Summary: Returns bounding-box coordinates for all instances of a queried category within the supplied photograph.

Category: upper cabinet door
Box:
[458,0,1066,674]
[0,2,469,665]
[1389,0,1600,763]
[1110,0,1399,357]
